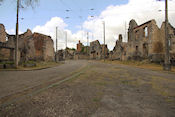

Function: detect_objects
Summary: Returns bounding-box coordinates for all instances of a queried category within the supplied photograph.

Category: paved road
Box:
[0,60,88,99]
[0,60,175,117]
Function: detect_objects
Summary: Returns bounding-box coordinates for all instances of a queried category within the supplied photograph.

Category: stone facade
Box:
[33,33,54,61]
[0,24,55,62]
[111,34,127,60]
[89,40,102,59]
[110,19,175,63]
[0,24,6,42]
[77,40,83,52]
[89,40,109,59]
[126,19,175,62]
[101,44,109,59]
[55,50,64,61]
[63,48,75,60]
[74,40,90,60]
[0,24,14,61]
[160,23,175,62]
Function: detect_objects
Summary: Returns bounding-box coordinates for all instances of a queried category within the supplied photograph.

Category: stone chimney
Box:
[119,34,123,42]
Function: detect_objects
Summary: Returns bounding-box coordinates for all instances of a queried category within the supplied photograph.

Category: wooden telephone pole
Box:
[103,21,106,62]
[87,32,89,54]
[15,0,19,68]
[164,0,171,71]
[56,27,58,52]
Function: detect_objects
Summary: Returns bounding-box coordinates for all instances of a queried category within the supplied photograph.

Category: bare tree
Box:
[0,0,39,8]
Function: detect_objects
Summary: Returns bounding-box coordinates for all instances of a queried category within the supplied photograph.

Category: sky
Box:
[0,0,175,50]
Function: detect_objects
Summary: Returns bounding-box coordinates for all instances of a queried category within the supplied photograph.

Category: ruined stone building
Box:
[89,40,109,59]
[111,34,127,60]
[0,24,14,61]
[89,40,102,59]
[127,19,175,62]
[32,33,55,61]
[101,44,109,59]
[77,40,83,52]
[63,48,75,60]
[55,50,64,61]
[74,40,90,60]
[0,23,55,63]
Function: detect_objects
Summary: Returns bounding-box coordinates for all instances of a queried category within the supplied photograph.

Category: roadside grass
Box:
[150,76,175,103]
[102,60,175,72]
[18,61,63,70]
[0,61,63,71]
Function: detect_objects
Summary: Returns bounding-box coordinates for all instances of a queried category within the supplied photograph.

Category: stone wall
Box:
[89,40,102,59]
[160,23,175,60]
[33,33,54,61]
[125,19,175,62]
[0,24,6,42]
[0,24,55,62]
[101,44,109,59]
[77,40,83,52]
[111,34,127,60]
[74,53,89,60]
[127,19,163,61]
[0,24,13,61]
[55,50,64,61]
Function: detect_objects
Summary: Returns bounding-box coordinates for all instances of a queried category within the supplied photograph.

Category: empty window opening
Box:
[6,36,8,41]
[136,46,138,51]
[143,26,148,37]
[135,30,139,40]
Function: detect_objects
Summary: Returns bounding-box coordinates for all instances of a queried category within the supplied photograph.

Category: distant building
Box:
[55,50,64,61]
[101,44,109,59]
[89,40,102,59]
[63,48,75,60]
[111,34,127,60]
[77,40,83,52]
[89,40,109,59]
[74,40,90,60]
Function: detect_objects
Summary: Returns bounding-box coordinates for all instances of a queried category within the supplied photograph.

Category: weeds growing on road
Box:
[102,60,175,72]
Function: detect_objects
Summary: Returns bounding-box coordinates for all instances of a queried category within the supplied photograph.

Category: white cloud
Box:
[82,0,175,50]
[32,0,175,51]
[32,17,68,50]
[32,16,92,50]
[6,29,23,35]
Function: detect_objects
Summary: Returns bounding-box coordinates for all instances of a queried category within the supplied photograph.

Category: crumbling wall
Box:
[33,33,54,61]
[0,24,55,62]
[0,24,12,61]
[0,24,6,42]
[126,19,175,62]
[126,19,163,61]
[44,36,54,61]
[77,40,83,52]
[89,40,102,59]
[101,44,109,59]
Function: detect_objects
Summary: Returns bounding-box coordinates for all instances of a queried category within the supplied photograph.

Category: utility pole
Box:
[103,21,106,62]
[125,21,127,41]
[164,0,171,71]
[15,0,19,68]
[56,27,58,52]
[87,32,89,54]
[65,31,67,49]
[55,27,58,62]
